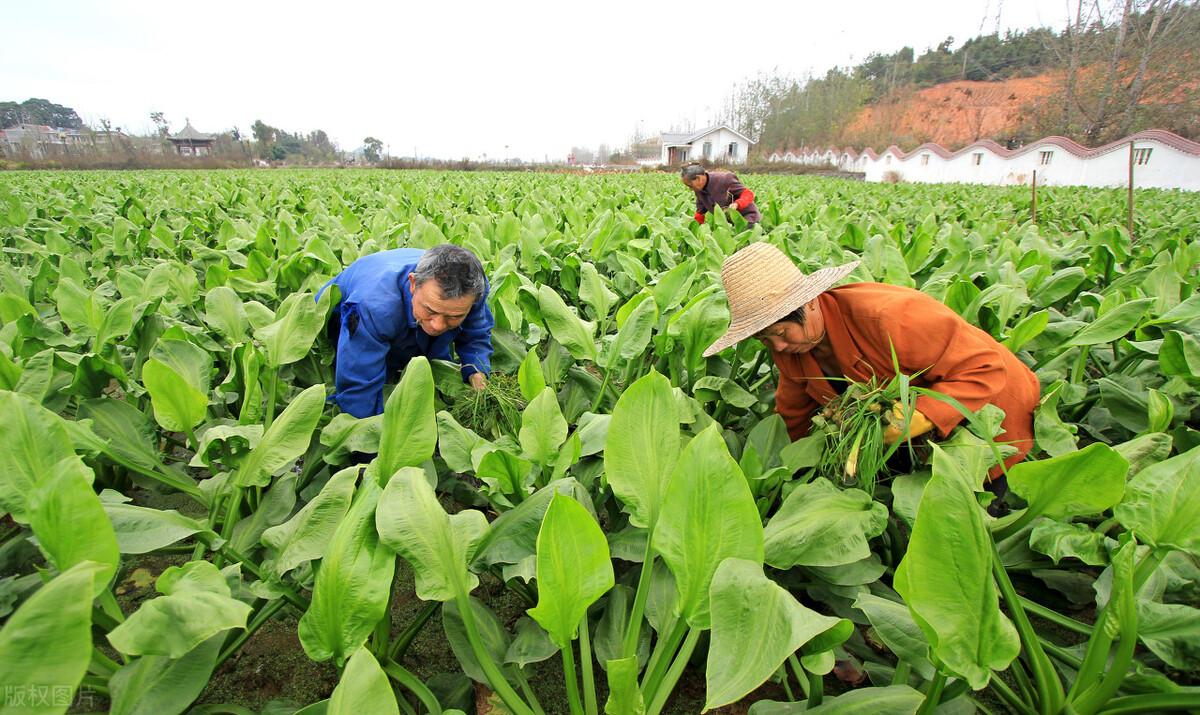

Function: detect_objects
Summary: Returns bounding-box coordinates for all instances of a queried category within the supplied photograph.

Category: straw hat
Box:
[703,243,860,357]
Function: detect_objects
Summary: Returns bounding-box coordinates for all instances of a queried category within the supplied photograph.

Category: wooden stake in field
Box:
[1031,169,1038,225]
[1127,141,1135,241]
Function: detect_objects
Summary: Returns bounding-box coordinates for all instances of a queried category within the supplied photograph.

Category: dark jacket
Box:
[316,248,494,418]
[693,171,761,223]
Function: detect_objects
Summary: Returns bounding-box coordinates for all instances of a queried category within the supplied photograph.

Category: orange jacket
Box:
[771,283,1041,477]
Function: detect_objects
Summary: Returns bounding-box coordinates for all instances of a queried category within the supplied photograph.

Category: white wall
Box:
[794,133,1200,191]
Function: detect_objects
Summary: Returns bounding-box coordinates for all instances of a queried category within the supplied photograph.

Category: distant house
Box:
[0,123,109,158]
[660,125,756,165]
[167,121,215,157]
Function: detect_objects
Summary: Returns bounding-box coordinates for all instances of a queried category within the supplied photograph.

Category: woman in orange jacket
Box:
[703,242,1042,481]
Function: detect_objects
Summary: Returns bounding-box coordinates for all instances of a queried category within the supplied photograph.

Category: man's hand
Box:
[469,372,488,391]
[882,402,934,445]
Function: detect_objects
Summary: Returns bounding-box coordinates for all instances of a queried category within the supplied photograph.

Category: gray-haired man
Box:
[317,244,494,418]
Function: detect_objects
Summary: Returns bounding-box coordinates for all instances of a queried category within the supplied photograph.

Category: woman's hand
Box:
[882,402,934,445]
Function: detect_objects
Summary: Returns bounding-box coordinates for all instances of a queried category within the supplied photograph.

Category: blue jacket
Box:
[318,248,494,418]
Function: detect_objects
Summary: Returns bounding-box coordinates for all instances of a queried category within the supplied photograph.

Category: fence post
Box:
[1127,141,1135,241]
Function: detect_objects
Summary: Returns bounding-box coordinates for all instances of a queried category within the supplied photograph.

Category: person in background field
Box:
[681,162,761,227]
[703,242,1042,484]
[317,244,494,418]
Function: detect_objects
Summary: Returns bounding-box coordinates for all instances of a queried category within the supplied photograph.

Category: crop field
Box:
[0,169,1198,715]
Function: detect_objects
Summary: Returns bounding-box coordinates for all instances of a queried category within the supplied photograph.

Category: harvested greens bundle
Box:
[448,371,526,439]
[811,375,924,495]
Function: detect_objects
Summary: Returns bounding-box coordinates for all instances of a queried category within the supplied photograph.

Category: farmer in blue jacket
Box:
[318,244,494,418]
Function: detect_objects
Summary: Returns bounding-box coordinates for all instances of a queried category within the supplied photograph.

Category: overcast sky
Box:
[3,0,1063,160]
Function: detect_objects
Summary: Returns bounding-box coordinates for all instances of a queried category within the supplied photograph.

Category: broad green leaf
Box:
[537,285,597,362]
[519,387,568,466]
[374,357,436,483]
[203,286,249,345]
[299,480,395,665]
[655,425,763,629]
[96,297,137,349]
[1113,432,1173,477]
[1160,330,1200,380]
[108,635,222,715]
[472,478,593,567]
[1007,443,1128,522]
[442,596,513,684]
[1003,309,1049,351]
[505,616,559,667]
[1063,298,1153,347]
[327,647,399,715]
[320,413,382,464]
[102,502,216,555]
[755,686,924,714]
[1136,601,1200,671]
[29,457,120,596]
[764,479,888,569]
[229,471,296,552]
[852,593,934,679]
[517,347,546,401]
[234,383,326,487]
[604,656,645,715]
[705,558,843,710]
[143,338,212,433]
[0,390,75,523]
[262,467,358,577]
[893,446,1019,690]
[0,562,104,715]
[476,448,533,498]
[1028,519,1111,566]
[255,290,326,368]
[528,494,614,648]
[1034,380,1078,457]
[108,561,252,658]
[579,261,618,325]
[77,398,183,481]
[375,467,488,602]
[604,296,658,369]
[436,410,487,474]
[1114,445,1200,556]
[604,370,679,529]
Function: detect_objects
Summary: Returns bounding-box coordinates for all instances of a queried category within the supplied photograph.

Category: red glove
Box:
[732,189,755,211]
[693,211,705,224]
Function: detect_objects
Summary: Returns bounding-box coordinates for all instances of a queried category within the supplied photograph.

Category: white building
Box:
[770,129,1200,191]
[660,125,755,165]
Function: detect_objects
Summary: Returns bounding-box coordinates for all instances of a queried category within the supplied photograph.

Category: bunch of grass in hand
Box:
[811,376,909,496]
[449,371,526,439]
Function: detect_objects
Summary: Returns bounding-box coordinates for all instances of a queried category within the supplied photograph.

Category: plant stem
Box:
[89,647,121,676]
[590,365,613,413]
[562,642,585,715]
[890,660,911,686]
[645,628,699,715]
[622,533,655,660]
[512,671,546,715]
[806,670,824,708]
[989,674,1038,715]
[383,660,443,715]
[455,594,534,715]
[388,602,441,662]
[991,539,1064,714]
[1097,693,1200,714]
[916,670,946,714]
[264,368,279,428]
[96,588,125,626]
[579,615,599,715]
[640,616,687,697]
[217,598,287,668]
[1019,597,1093,637]
[79,675,111,696]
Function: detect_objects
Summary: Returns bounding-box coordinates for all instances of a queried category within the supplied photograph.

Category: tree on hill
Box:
[363,137,384,163]
[0,98,83,128]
